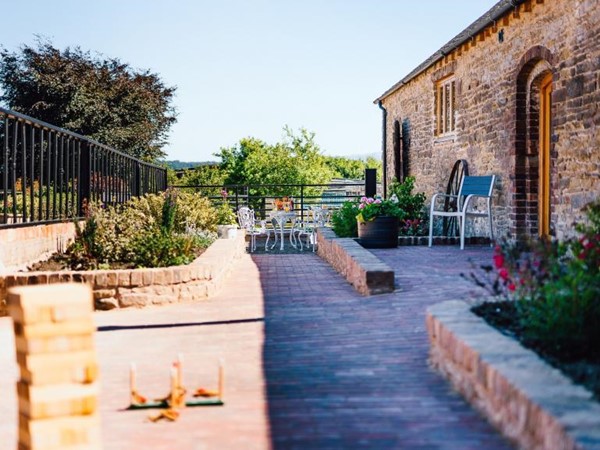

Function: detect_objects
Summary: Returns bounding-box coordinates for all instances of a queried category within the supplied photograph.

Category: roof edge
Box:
[373,0,525,104]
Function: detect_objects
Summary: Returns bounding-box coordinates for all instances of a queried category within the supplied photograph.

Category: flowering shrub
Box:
[470,200,600,360]
[388,176,426,224]
[331,201,360,237]
[355,196,405,223]
[68,191,218,269]
[331,177,427,237]
[400,218,427,237]
[215,190,237,225]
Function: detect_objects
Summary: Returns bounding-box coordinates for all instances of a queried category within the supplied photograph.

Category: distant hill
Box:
[161,160,219,170]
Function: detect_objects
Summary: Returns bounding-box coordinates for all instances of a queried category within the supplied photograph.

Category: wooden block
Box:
[13,318,96,339]
[18,381,99,419]
[8,284,93,325]
[16,350,98,385]
[19,442,102,450]
[19,414,101,449]
[15,334,95,355]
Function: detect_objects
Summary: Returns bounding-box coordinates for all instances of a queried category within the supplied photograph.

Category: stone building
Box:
[375,0,599,239]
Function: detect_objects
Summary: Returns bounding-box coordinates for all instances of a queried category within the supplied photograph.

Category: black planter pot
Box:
[357,216,399,248]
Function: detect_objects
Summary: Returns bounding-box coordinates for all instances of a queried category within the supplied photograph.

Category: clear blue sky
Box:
[2,0,498,162]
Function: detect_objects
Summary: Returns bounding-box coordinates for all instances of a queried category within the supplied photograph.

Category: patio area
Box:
[0,245,514,449]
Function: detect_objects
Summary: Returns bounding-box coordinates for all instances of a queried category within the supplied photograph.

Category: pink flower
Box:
[493,254,504,269]
[374,199,382,204]
[358,203,365,210]
[366,198,375,204]
[360,196,368,202]
[498,268,509,281]
[508,283,516,292]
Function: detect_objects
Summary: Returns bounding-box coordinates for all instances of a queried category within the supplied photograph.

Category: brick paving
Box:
[259,246,513,449]
[0,245,514,449]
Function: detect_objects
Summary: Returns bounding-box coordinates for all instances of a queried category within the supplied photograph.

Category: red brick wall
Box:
[381,0,600,239]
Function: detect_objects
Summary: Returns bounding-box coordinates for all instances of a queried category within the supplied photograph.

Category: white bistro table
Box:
[268,211,297,250]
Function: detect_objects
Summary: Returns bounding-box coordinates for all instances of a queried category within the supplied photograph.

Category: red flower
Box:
[493,253,504,269]
[508,283,516,292]
[498,268,509,281]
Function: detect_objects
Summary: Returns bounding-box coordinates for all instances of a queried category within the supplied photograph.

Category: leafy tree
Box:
[0,39,176,161]
[214,128,337,215]
[217,127,335,200]
[325,155,382,180]
[169,164,227,197]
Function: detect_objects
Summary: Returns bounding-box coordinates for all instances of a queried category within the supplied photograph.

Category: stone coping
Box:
[0,232,246,314]
[427,300,600,450]
[316,228,395,295]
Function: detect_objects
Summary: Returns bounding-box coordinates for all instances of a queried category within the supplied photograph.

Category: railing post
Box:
[134,161,141,197]
[234,186,239,212]
[300,185,304,222]
[79,142,91,217]
[365,168,377,198]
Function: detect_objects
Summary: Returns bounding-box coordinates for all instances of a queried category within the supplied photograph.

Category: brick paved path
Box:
[258,246,513,449]
[0,246,513,449]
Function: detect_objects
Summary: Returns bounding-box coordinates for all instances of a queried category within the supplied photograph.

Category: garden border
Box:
[316,228,395,295]
[427,300,600,450]
[0,232,246,315]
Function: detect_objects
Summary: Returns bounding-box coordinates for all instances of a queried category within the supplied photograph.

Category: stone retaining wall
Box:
[316,228,394,295]
[0,232,246,315]
[427,300,600,450]
[0,222,80,270]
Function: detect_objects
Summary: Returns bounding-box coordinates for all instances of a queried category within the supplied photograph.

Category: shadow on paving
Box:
[96,317,264,332]
[255,246,514,449]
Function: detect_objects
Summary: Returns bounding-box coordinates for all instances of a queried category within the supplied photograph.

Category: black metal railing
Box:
[171,181,368,222]
[0,107,167,227]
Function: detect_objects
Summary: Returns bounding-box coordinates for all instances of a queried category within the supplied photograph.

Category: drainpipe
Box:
[378,100,388,198]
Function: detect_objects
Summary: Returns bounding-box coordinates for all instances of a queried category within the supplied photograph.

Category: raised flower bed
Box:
[0,232,246,314]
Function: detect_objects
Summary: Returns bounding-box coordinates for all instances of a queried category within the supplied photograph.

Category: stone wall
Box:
[0,232,246,315]
[0,222,80,271]
[427,300,600,450]
[380,0,600,239]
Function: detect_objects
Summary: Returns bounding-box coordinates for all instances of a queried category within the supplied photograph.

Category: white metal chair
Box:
[428,175,496,250]
[296,207,331,252]
[237,207,272,252]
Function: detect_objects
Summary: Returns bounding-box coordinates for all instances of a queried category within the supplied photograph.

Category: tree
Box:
[216,127,335,208]
[325,155,382,180]
[168,164,227,197]
[0,39,176,161]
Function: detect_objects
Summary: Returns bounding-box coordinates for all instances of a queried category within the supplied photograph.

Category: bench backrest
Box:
[459,175,496,198]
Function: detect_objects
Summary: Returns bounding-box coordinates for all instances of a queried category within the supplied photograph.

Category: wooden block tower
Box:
[8,283,102,450]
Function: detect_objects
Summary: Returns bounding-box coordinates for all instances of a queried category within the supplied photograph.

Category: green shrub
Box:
[68,191,217,268]
[131,232,198,268]
[331,176,427,238]
[480,200,600,360]
[331,201,359,237]
[127,191,218,233]
[389,176,427,236]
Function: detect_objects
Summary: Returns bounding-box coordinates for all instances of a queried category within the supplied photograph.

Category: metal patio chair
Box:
[428,175,496,250]
[237,207,272,252]
[296,206,331,252]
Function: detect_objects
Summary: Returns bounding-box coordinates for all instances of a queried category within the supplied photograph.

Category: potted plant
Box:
[355,196,406,248]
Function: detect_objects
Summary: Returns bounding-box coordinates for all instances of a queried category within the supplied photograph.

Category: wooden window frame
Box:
[434,75,456,136]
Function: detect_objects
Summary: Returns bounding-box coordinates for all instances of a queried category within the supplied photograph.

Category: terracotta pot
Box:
[357,216,399,248]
